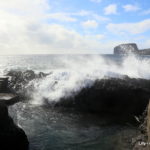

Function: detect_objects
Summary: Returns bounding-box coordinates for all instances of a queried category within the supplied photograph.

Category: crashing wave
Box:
[7,70,49,99]
[4,55,150,115]
[57,77,150,115]
[6,69,150,115]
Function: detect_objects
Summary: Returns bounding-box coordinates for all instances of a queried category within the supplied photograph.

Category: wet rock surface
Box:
[7,70,49,98]
[0,102,29,150]
[0,77,9,92]
[58,77,150,116]
[6,70,150,116]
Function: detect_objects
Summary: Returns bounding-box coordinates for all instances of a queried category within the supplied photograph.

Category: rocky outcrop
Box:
[0,102,29,150]
[114,43,150,55]
[0,77,9,92]
[139,49,150,55]
[57,77,150,116]
[0,93,19,106]
[114,43,139,55]
[0,75,29,149]
[0,76,19,106]
[7,70,49,98]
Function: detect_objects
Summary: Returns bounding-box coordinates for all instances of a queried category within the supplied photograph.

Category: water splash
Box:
[23,55,150,105]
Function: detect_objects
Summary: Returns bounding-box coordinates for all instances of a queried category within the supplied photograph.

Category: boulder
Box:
[58,77,150,116]
[0,93,19,106]
[0,102,29,150]
[7,70,49,94]
[0,77,9,92]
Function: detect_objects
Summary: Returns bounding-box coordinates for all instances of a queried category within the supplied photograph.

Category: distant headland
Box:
[114,43,150,55]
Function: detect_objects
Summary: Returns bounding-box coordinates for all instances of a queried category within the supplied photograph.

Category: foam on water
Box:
[20,55,150,105]
[6,54,144,150]
[0,54,150,104]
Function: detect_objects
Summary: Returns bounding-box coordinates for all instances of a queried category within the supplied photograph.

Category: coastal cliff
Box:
[0,77,29,150]
[114,43,150,55]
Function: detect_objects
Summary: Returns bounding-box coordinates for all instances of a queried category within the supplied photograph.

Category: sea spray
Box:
[5,55,150,105]
[6,54,150,150]
[29,55,150,105]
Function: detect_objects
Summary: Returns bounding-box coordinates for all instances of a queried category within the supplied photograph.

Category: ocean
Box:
[1,54,150,150]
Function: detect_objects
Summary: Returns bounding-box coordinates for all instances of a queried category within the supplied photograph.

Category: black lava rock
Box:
[58,77,150,116]
[0,102,29,150]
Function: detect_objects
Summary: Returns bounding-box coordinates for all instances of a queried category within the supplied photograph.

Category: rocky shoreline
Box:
[57,76,150,116]
[0,102,29,150]
[0,76,29,150]
[3,70,150,150]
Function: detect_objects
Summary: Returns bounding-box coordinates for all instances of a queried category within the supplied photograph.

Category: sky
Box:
[0,0,150,54]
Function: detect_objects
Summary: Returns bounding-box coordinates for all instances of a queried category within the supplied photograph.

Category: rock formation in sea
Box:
[6,70,150,117]
[114,43,150,55]
[7,70,49,99]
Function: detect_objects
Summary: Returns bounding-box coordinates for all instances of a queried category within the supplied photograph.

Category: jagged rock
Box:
[0,93,19,106]
[0,77,9,92]
[114,43,139,55]
[132,135,148,150]
[57,77,150,116]
[114,43,150,55]
[139,49,150,55]
[7,70,49,98]
[0,102,29,150]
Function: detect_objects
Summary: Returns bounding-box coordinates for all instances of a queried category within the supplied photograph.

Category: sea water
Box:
[0,54,150,150]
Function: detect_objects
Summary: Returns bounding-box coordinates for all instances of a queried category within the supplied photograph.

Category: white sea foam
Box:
[24,55,150,105]
[0,54,149,104]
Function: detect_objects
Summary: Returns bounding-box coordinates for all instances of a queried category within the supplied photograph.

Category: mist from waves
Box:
[4,54,149,150]
[3,54,150,105]
[25,55,150,105]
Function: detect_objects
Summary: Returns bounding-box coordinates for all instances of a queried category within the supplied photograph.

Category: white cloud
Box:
[75,10,90,16]
[0,3,109,54]
[0,17,109,54]
[47,10,109,23]
[92,13,110,22]
[141,39,150,48]
[48,13,77,22]
[0,0,129,54]
[0,0,50,16]
[142,9,150,15]
[107,19,150,34]
[71,10,110,22]
[81,20,98,28]
[123,4,140,12]
[85,34,105,40]
[90,0,101,3]
[104,4,117,15]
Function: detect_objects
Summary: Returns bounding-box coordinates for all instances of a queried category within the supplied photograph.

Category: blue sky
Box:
[0,0,150,54]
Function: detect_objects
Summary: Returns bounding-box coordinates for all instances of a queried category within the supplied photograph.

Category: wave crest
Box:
[6,55,150,109]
